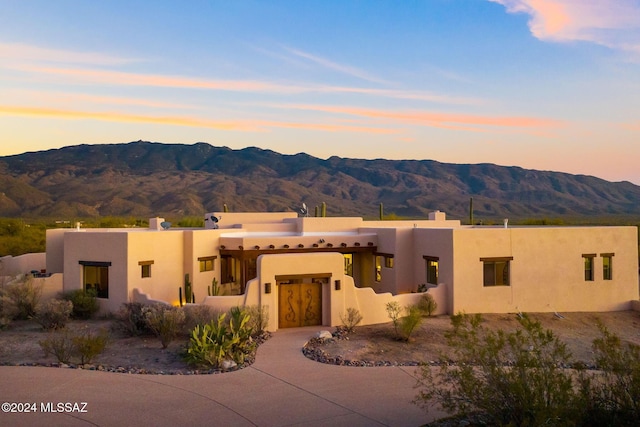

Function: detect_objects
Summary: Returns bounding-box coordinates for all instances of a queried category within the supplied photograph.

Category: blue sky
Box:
[1,0,639,183]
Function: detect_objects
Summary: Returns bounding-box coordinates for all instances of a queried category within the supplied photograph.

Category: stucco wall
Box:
[45,229,67,273]
[127,230,186,308]
[413,228,454,314]
[63,231,129,313]
[0,253,46,276]
[451,226,639,314]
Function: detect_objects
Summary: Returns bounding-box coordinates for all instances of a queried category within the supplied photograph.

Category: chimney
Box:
[428,210,446,221]
[149,217,165,230]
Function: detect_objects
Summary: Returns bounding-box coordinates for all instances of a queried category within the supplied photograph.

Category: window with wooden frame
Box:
[423,256,439,285]
[198,256,217,272]
[583,254,595,281]
[481,257,513,287]
[139,260,154,278]
[601,253,614,280]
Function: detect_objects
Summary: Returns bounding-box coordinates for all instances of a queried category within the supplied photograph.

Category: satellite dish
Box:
[160,221,172,230]
[299,202,309,217]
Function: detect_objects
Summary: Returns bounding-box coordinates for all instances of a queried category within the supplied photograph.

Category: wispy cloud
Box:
[0,105,398,135]
[277,104,564,132]
[283,46,389,84]
[489,0,640,55]
[13,64,483,105]
[0,42,138,66]
[7,89,195,109]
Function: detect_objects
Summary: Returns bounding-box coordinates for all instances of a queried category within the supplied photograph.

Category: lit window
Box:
[385,256,394,268]
[344,254,353,276]
[80,261,111,298]
[601,253,614,280]
[198,256,216,272]
[424,256,439,285]
[139,260,153,278]
[481,257,512,287]
[375,255,382,282]
[583,254,595,281]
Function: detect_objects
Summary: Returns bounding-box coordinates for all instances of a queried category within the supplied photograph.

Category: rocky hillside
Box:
[1,141,639,221]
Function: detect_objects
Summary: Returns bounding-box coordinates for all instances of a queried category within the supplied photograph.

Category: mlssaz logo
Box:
[40,402,88,413]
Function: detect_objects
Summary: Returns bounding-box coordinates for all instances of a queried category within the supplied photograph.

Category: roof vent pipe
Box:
[504,218,509,228]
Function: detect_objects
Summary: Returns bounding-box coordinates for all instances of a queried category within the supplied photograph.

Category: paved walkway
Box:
[0,327,442,426]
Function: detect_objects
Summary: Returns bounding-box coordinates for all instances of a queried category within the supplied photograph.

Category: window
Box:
[198,256,217,272]
[583,254,595,281]
[385,256,394,269]
[601,253,614,280]
[481,257,512,287]
[343,254,353,276]
[80,261,111,298]
[139,260,153,278]
[424,256,439,285]
[375,255,382,282]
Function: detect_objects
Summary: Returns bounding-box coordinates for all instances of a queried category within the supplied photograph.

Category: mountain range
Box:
[1,141,639,221]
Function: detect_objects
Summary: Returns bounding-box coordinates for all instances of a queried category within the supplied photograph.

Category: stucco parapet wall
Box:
[204,212,298,229]
[219,232,378,250]
[283,216,365,233]
[359,220,462,232]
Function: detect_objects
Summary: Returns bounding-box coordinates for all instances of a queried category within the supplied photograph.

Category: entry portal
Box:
[277,275,327,328]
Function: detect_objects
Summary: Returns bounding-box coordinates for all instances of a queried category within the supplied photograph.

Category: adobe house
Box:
[45,212,639,331]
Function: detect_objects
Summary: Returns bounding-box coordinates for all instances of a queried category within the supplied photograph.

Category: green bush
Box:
[340,307,363,333]
[184,310,255,369]
[2,276,42,320]
[580,324,640,426]
[39,329,76,364]
[35,299,73,330]
[385,301,402,337]
[143,304,185,349]
[62,289,99,319]
[114,302,153,336]
[417,293,437,317]
[72,327,109,364]
[415,313,586,425]
[399,305,423,342]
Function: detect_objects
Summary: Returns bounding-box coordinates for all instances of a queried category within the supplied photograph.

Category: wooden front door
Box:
[278,278,323,328]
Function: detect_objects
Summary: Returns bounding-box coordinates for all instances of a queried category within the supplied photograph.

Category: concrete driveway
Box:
[0,327,442,426]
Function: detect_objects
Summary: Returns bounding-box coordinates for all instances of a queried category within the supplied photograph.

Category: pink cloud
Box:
[281,104,563,132]
[12,64,484,105]
[490,0,640,54]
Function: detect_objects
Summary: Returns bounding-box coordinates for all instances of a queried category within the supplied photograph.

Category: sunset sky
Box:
[1,1,639,183]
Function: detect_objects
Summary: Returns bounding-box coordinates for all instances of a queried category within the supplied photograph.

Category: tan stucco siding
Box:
[63,231,129,313]
[451,227,639,314]
[413,228,454,314]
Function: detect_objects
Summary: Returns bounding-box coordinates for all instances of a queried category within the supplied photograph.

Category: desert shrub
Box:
[414,313,587,426]
[62,289,99,319]
[143,304,186,349]
[580,324,640,426]
[184,310,255,369]
[2,276,42,320]
[39,329,76,364]
[35,299,73,330]
[114,302,153,336]
[0,289,13,329]
[399,305,423,342]
[72,327,110,364]
[183,304,220,333]
[39,326,109,365]
[385,301,402,337]
[417,293,437,317]
[340,307,363,333]
[245,305,269,336]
